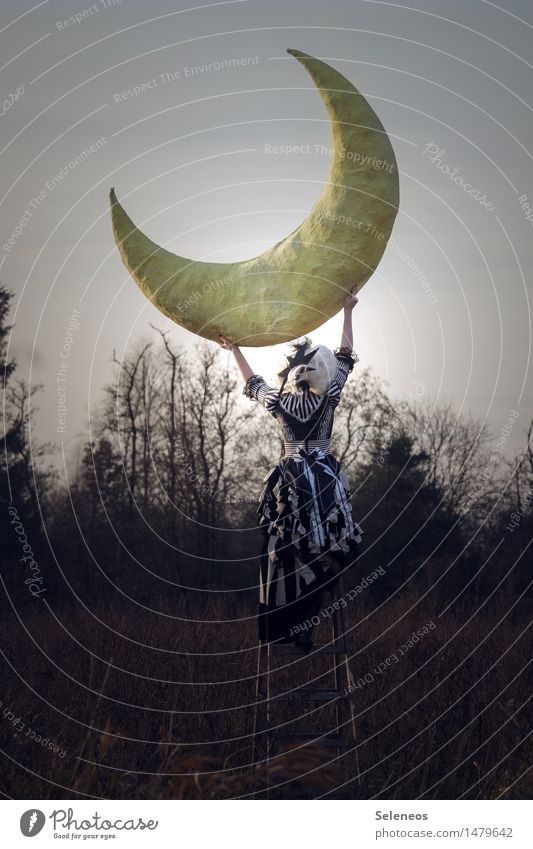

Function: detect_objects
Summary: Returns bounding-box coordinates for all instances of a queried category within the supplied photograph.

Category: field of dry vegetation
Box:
[1,578,529,800]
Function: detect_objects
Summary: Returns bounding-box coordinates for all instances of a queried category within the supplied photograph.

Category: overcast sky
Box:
[1,0,532,458]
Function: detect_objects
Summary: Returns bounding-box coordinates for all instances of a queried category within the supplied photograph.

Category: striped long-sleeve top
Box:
[243,351,357,445]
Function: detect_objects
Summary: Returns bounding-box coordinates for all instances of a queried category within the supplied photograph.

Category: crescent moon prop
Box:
[110,49,399,346]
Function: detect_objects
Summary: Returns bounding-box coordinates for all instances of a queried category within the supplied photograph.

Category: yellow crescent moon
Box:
[110,49,399,346]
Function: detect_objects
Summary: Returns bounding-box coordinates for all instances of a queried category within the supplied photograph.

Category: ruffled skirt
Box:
[257,449,363,641]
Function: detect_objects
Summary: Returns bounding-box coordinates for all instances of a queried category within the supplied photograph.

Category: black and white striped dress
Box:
[243,351,363,642]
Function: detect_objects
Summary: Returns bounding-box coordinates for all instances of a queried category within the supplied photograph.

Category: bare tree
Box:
[332,368,396,474]
[173,344,256,553]
[96,337,259,564]
[4,378,54,519]
[151,326,181,511]
[500,418,533,536]
[402,399,497,529]
[109,342,152,511]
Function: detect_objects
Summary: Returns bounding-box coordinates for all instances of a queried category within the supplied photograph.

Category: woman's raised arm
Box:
[339,287,359,351]
[216,335,255,383]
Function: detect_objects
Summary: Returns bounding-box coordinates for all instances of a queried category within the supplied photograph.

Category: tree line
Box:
[1,284,531,610]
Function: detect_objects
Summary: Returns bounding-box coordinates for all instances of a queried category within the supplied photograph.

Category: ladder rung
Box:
[277,733,354,750]
[272,643,347,655]
[274,688,347,703]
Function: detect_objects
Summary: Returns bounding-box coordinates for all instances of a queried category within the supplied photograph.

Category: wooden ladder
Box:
[250,575,361,796]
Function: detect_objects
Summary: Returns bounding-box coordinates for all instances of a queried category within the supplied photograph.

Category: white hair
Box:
[275,340,337,397]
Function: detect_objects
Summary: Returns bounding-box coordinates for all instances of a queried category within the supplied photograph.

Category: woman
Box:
[217,289,362,650]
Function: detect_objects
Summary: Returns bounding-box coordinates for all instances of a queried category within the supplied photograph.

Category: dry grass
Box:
[0,580,529,800]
